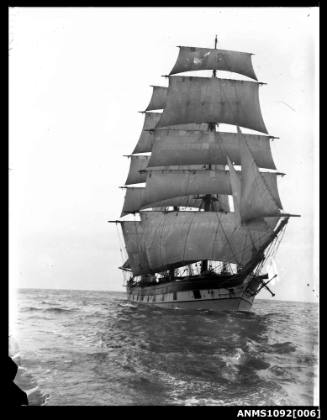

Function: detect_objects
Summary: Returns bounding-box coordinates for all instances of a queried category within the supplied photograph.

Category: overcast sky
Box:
[9,7,319,303]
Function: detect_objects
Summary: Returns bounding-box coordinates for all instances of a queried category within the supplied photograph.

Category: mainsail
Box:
[121,212,279,276]
[115,38,292,280]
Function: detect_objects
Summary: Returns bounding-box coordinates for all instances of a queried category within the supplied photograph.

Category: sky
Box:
[9,7,319,304]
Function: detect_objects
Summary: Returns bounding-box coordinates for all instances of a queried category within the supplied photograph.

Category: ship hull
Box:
[126,272,264,312]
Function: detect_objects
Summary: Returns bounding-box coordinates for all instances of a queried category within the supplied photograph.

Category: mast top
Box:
[213,35,218,78]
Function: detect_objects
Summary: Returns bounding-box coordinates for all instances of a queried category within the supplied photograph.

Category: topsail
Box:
[148,129,276,169]
[157,76,268,134]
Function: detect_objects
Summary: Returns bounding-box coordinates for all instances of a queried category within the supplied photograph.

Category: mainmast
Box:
[201,35,218,274]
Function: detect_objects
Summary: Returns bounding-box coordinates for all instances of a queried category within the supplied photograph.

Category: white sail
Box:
[120,212,279,276]
[148,129,276,169]
[157,76,268,134]
[120,221,150,275]
[170,46,257,80]
[133,113,209,154]
[226,155,242,220]
[124,155,149,185]
[121,187,145,216]
[121,187,230,216]
[133,112,161,154]
[239,139,282,222]
[142,168,282,210]
[145,86,168,111]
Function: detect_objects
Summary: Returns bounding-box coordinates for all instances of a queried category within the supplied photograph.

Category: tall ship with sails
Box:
[110,37,299,311]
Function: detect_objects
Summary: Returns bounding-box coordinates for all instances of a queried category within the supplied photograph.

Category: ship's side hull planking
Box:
[126,273,263,312]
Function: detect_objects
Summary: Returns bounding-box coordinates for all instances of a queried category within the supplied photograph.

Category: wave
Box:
[267,342,297,354]
[118,303,137,308]
[44,307,76,313]
[21,306,76,314]
[21,306,42,312]
[183,397,225,406]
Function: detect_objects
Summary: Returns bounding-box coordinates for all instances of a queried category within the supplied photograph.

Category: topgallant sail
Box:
[110,37,299,311]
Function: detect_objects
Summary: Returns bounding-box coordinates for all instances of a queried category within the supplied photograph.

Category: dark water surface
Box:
[11,288,319,406]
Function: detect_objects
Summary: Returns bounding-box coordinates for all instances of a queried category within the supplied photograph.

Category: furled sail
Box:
[142,168,281,209]
[121,212,278,276]
[170,46,257,80]
[121,187,230,216]
[145,86,167,111]
[239,139,283,222]
[124,155,150,185]
[148,129,276,169]
[157,76,268,134]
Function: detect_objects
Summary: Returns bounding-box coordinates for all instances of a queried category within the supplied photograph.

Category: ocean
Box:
[10,288,319,406]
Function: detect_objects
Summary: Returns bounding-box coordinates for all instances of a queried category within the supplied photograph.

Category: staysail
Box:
[239,138,283,222]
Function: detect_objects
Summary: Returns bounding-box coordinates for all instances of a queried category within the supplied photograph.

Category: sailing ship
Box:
[110,37,299,311]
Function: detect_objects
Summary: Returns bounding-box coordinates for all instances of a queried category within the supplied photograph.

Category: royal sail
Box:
[170,46,257,80]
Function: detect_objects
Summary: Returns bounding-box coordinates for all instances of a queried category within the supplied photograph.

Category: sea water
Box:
[10,288,319,406]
